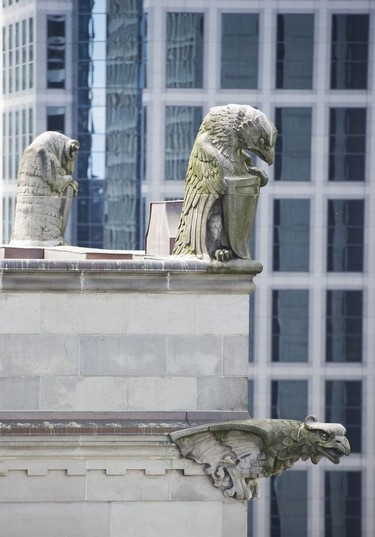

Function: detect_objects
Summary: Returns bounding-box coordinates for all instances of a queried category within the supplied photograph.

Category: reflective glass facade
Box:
[273,199,310,271]
[331,15,369,90]
[47,15,65,89]
[274,108,311,181]
[271,380,308,420]
[327,199,364,272]
[329,108,366,182]
[76,0,144,249]
[166,12,204,88]
[271,472,307,537]
[325,471,362,536]
[276,14,314,89]
[221,13,258,89]
[272,290,309,362]
[165,106,202,180]
[326,380,362,453]
[326,290,363,363]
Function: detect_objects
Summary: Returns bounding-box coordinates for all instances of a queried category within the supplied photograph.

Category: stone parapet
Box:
[0,251,256,535]
[0,254,258,413]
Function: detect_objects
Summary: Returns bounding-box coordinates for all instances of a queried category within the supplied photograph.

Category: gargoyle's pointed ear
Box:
[304,416,318,429]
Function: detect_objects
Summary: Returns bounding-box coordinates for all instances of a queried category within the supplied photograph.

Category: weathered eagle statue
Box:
[172,104,277,261]
[170,416,350,501]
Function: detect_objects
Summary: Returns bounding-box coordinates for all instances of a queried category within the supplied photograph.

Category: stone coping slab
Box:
[0,252,262,293]
[0,411,249,436]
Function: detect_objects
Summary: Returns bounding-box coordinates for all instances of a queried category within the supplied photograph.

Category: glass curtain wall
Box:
[76,0,144,249]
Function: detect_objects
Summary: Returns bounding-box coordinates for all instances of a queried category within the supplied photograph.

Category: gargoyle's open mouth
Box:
[319,447,343,464]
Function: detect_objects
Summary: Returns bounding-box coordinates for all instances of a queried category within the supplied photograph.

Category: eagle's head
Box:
[300,415,351,465]
[234,105,278,165]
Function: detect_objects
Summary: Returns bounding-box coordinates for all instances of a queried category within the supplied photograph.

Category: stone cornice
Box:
[0,256,262,293]
[0,411,249,436]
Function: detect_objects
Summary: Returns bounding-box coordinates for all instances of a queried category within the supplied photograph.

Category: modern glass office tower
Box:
[1,1,374,535]
[0,0,144,249]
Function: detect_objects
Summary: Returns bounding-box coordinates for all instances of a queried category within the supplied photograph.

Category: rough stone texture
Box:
[223,335,249,376]
[172,104,277,260]
[166,335,222,376]
[197,377,248,411]
[0,435,247,536]
[80,335,167,376]
[0,259,254,535]
[0,503,112,537]
[10,132,79,246]
[0,377,40,410]
[111,501,223,537]
[0,262,252,412]
[0,335,79,376]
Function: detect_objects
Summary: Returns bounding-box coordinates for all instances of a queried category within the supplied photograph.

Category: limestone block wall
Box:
[0,258,255,413]
[0,434,247,537]
[0,256,259,537]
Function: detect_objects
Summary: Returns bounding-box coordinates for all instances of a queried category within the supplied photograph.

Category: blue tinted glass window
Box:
[271,380,308,421]
[165,106,202,180]
[166,12,204,88]
[272,290,309,362]
[47,15,65,88]
[221,13,258,89]
[325,471,362,536]
[273,199,310,271]
[326,290,362,363]
[331,15,369,89]
[325,380,362,452]
[327,200,364,272]
[276,14,314,89]
[275,108,311,181]
[271,472,307,537]
[329,108,366,182]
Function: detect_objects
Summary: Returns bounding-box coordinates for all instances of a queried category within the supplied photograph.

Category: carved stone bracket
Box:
[170,417,351,501]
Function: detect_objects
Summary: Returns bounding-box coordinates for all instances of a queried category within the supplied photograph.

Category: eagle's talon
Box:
[214,249,232,262]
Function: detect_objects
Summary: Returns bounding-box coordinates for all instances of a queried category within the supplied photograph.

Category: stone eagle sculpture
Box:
[170,416,350,501]
[10,131,80,246]
[172,104,277,261]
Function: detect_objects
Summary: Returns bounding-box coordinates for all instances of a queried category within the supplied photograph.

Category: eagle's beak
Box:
[251,146,275,166]
[261,147,275,166]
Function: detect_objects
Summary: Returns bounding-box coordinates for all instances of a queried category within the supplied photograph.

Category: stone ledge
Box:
[0,259,260,294]
[0,411,249,436]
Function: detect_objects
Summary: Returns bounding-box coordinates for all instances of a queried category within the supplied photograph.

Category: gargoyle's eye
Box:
[259,137,265,146]
[320,431,329,441]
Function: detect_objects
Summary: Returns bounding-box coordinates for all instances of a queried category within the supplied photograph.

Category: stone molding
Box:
[0,257,260,293]
[0,411,249,436]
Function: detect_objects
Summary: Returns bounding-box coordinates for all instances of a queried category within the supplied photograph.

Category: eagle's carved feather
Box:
[173,104,277,260]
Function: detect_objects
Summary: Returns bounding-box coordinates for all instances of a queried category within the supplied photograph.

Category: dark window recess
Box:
[274,108,311,181]
[325,380,362,452]
[271,380,308,421]
[326,290,363,363]
[329,108,366,182]
[273,199,310,271]
[272,290,309,362]
[47,15,65,88]
[327,199,364,272]
[331,14,369,90]
[276,14,314,89]
[271,472,308,537]
[166,12,204,88]
[47,107,65,132]
[221,13,258,89]
[325,471,362,537]
[165,106,202,180]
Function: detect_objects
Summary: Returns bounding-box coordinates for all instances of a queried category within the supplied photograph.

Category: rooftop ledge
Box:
[0,245,262,293]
